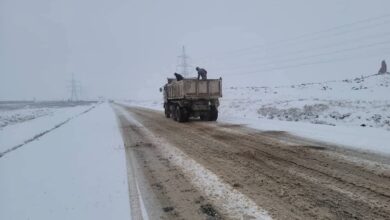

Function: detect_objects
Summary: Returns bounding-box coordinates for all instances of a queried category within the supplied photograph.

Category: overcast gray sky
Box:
[1,0,390,100]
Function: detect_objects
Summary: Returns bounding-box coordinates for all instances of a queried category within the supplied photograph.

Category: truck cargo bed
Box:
[165,78,222,100]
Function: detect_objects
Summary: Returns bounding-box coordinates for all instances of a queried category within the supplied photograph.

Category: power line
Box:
[209,31,390,70]
[234,14,390,53]
[220,48,390,77]
[214,36,390,73]
[203,19,390,63]
[263,31,390,59]
[198,13,390,61]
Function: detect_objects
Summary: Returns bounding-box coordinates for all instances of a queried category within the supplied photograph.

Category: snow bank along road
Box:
[113,104,390,220]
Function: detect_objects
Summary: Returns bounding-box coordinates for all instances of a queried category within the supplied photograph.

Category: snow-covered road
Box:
[114,104,271,219]
[115,105,390,219]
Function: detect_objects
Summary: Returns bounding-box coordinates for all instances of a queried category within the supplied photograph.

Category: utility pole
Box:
[67,74,81,101]
[177,46,191,77]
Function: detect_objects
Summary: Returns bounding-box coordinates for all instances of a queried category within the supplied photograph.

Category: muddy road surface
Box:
[113,104,390,220]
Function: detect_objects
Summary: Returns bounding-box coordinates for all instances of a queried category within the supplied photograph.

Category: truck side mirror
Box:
[159,87,163,92]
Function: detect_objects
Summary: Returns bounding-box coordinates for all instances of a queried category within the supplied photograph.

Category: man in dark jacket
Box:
[196,67,207,80]
[174,72,184,81]
[378,60,387,74]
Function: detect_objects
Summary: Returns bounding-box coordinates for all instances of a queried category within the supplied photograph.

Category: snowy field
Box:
[0,103,130,220]
[122,73,390,155]
[0,101,96,129]
[0,108,52,128]
[0,102,95,155]
[221,73,390,130]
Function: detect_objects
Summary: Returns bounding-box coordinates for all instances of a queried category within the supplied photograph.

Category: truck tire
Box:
[176,106,188,122]
[211,111,218,121]
[171,105,177,121]
[200,112,212,121]
[176,107,183,122]
[209,106,218,121]
[164,104,170,118]
[182,108,189,122]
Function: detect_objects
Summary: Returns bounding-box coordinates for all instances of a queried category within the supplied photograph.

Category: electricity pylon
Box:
[177,46,191,77]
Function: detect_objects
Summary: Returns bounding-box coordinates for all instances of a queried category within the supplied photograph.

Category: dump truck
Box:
[160,78,222,122]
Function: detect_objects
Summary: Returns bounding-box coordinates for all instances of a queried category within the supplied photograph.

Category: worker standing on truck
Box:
[196,67,207,80]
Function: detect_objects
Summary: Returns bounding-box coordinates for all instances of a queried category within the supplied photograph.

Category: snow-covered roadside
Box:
[0,105,93,154]
[0,103,130,220]
[219,115,390,155]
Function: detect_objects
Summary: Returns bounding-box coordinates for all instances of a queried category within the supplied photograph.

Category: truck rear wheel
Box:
[209,106,218,121]
[176,106,189,122]
[164,104,170,118]
[170,105,177,121]
[200,107,218,121]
